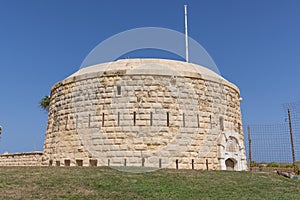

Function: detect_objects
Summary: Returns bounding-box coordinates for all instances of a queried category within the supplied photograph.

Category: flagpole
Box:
[184,4,189,62]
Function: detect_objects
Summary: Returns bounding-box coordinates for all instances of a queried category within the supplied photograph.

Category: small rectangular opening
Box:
[65,117,68,130]
[192,159,194,170]
[142,158,145,167]
[210,115,212,129]
[206,159,209,170]
[150,112,153,126]
[238,123,241,134]
[133,111,136,126]
[102,113,105,127]
[197,114,200,128]
[219,117,224,131]
[76,115,78,128]
[88,114,91,128]
[89,159,98,166]
[76,159,83,166]
[117,85,121,96]
[56,161,60,166]
[64,159,71,166]
[117,112,120,126]
[183,113,185,127]
[167,112,169,127]
[49,160,53,166]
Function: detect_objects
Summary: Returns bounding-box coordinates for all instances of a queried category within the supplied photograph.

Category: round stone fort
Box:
[43,58,247,171]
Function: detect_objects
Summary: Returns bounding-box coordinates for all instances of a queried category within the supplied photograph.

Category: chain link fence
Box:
[244,102,300,173]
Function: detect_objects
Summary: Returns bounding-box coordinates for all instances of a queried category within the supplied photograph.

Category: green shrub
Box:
[282,163,293,168]
[266,162,279,168]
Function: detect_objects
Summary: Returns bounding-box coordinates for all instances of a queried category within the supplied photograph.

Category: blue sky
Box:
[0,0,300,153]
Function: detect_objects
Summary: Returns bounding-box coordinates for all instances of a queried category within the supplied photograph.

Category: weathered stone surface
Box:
[0,152,44,166]
[41,59,247,170]
[0,59,247,170]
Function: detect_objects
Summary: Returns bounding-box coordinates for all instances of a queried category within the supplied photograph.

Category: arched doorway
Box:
[225,158,235,171]
[217,130,247,171]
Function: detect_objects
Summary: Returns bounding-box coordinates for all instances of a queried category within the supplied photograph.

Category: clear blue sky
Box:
[0,0,300,153]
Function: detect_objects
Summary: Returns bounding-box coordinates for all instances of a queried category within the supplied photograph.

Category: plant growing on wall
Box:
[39,96,50,112]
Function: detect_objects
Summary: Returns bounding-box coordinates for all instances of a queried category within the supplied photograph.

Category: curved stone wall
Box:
[43,59,247,170]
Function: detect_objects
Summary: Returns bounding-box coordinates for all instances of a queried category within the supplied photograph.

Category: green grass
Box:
[0,167,299,200]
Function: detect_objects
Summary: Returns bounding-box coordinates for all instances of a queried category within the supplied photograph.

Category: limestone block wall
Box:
[43,59,247,170]
[0,152,44,166]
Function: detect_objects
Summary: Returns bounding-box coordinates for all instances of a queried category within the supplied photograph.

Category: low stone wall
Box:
[0,152,45,166]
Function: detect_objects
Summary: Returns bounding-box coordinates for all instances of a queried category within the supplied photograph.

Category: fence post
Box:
[248,125,252,171]
[288,109,297,174]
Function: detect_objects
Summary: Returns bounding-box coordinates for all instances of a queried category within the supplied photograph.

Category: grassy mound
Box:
[0,167,299,199]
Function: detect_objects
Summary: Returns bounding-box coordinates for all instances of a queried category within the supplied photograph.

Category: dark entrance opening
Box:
[225,158,235,171]
[89,159,97,166]
[76,159,83,166]
[64,159,71,166]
